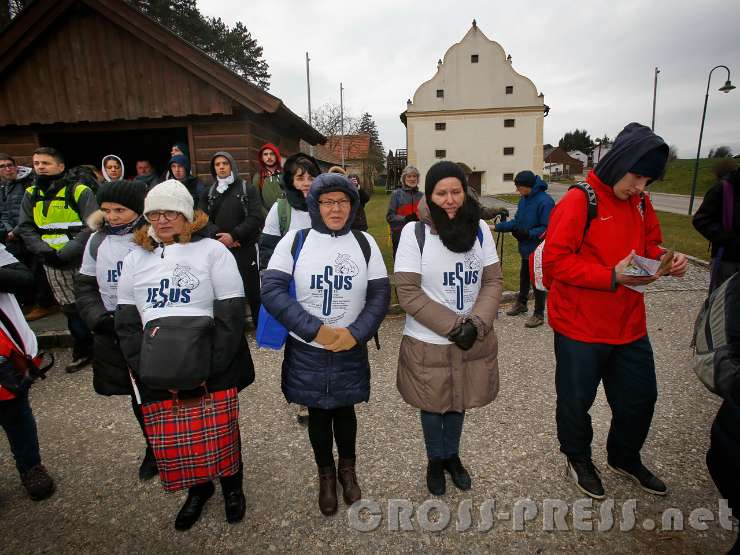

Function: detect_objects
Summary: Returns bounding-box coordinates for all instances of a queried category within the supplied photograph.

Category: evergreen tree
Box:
[356,112,385,172]
[559,129,593,154]
[126,0,270,90]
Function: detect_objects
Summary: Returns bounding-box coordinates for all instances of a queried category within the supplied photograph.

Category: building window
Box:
[435,150,446,158]
[503,147,515,155]
[505,85,514,94]
[504,118,515,128]
[436,89,444,98]
[503,173,514,181]
[471,54,479,63]
[435,122,446,131]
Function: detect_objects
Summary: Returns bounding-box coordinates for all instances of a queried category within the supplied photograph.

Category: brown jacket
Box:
[395,199,503,413]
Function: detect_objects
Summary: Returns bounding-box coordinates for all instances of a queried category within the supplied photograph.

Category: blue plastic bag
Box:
[255,230,306,350]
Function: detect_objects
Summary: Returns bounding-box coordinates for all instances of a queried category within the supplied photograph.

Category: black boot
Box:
[426,458,446,496]
[138,447,158,481]
[175,482,215,531]
[443,455,472,491]
[221,471,246,524]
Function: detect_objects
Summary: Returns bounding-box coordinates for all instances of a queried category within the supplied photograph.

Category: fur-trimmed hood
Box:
[133,209,210,251]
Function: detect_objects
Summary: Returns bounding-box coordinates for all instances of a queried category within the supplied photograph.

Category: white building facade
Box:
[402,22,545,195]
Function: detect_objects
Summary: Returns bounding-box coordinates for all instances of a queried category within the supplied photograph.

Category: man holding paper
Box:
[542,122,688,500]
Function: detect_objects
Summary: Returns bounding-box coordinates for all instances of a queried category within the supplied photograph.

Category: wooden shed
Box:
[0,0,324,180]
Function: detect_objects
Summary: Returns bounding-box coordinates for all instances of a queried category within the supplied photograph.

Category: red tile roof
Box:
[325,134,371,160]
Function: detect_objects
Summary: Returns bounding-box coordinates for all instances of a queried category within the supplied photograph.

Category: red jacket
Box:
[542,172,665,344]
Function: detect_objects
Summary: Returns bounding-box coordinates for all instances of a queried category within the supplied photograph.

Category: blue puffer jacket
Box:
[495,176,554,257]
[260,173,391,409]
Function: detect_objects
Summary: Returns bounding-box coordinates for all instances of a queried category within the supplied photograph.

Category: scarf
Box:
[35,171,65,190]
[427,194,481,253]
[104,216,142,236]
[216,174,235,194]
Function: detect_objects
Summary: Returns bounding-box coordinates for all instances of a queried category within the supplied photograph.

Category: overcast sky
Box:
[201,0,740,159]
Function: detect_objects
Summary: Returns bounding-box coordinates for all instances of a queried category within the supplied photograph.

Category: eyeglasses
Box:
[318,199,351,209]
[145,210,181,222]
[0,163,15,169]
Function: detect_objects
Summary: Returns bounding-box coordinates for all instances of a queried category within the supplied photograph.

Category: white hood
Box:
[101,154,124,182]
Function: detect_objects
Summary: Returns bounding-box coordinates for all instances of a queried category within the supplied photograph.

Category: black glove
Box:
[511,228,529,241]
[94,313,116,335]
[447,319,478,351]
[404,213,419,223]
[40,250,64,268]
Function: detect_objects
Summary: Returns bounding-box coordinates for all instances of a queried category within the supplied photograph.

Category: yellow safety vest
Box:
[26,183,89,251]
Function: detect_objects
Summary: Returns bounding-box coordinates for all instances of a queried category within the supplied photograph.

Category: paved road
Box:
[2,265,736,553]
[546,183,702,215]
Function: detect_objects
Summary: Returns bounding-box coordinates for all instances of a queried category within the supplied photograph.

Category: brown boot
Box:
[317,462,338,516]
[337,457,361,505]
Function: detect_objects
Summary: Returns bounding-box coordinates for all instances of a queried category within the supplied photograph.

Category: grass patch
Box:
[655,210,710,261]
[493,194,521,205]
[365,187,521,292]
[649,158,725,197]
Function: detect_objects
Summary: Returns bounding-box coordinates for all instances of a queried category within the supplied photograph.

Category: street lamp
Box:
[688,65,735,215]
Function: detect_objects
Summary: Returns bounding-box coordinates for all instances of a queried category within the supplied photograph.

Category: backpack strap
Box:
[568,182,598,234]
[206,184,217,213]
[278,198,291,236]
[476,224,484,247]
[290,228,310,265]
[88,232,105,262]
[350,230,371,266]
[414,220,426,255]
[722,179,734,233]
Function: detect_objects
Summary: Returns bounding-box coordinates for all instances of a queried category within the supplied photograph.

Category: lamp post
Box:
[651,67,660,131]
[688,65,735,215]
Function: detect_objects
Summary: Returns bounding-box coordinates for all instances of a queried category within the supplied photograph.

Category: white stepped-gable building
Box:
[401,21,546,195]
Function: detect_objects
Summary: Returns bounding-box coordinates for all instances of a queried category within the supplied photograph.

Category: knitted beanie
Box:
[514,170,536,188]
[144,179,194,222]
[96,180,146,214]
[424,160,468,196]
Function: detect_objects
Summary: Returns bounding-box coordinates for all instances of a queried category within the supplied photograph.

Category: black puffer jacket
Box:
[114,211,255,402]
[693,170,740,262]
[0,166,33,236]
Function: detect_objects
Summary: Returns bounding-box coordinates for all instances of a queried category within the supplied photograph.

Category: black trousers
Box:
[517,257,546,315]
[307,406,357,467]
[231,244,261,328]
[554,332,658,467]
[4,240,55,308]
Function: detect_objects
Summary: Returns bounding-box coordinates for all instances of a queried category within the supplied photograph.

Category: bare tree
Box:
[668,145,679,161]
[307,103,359,137]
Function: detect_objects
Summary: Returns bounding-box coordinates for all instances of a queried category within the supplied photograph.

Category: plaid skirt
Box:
[141,387,241,492]
[44,266,77,305]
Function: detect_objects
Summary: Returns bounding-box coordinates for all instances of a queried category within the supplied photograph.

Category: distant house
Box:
[568,150,589,168]
[544,147,584,177]
[299,139,342,171]
[324,134,378,186]
[591,144,612,166]
[401,21,545,195]
[0,0,324,181]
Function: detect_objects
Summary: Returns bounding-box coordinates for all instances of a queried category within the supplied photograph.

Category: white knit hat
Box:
[144,179,194,222]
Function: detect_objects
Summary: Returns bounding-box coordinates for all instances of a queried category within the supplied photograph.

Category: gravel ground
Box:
[1,265,736,554]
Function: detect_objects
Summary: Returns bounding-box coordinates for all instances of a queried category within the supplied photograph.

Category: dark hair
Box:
[136,159,153,165]
[0,153,15,165]
[293,156,321,178]
[33,147,64,164]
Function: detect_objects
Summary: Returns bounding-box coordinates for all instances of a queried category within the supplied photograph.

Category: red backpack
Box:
[0,308,51,400]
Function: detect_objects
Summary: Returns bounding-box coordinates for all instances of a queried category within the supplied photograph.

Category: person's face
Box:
[613,172,650,200]
[349,176,359,188]
[293,168,314,197]
[515,184,531,197]
[319,191,352,231]
[136,161,153,176]
[171,163,187,180]
[0,159,17,181]
[261,149,277,167]
[214,156,232,178]
[104,158,122,180]
[431,177,465,219]
[404,172,419,188]
[171,145,183,157]
[32,154,64,175]
[147,211,186,244]
[101,201,138,226]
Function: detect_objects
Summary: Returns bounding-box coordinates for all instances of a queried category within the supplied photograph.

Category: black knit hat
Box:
[514,170,536,187]
[425,161,468,196]
[629,146,668,180]
[96,180,146,215]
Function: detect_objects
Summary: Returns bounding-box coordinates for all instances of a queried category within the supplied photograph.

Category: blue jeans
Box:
[420,410,465,460]
[0,393,42,474]
[554,333,658,466]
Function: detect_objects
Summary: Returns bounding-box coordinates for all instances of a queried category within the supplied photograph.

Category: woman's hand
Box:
[326,328,357,352]
[315,325,339,347]
[668,252,688,278]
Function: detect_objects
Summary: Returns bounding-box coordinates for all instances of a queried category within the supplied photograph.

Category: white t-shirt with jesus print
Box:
[79,232,138,311]
[267,229,387,349]
[117,238,244,326]
[394,220,499,345]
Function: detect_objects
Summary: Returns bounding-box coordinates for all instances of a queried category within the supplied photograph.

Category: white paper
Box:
[622,254,662,293]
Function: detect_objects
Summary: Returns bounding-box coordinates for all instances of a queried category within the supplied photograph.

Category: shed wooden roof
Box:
[0,0,323,143]
[325,134,371,161]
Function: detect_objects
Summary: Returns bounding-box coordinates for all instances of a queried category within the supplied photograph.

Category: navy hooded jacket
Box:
[260,173,390,409]
[495,176,555,257]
